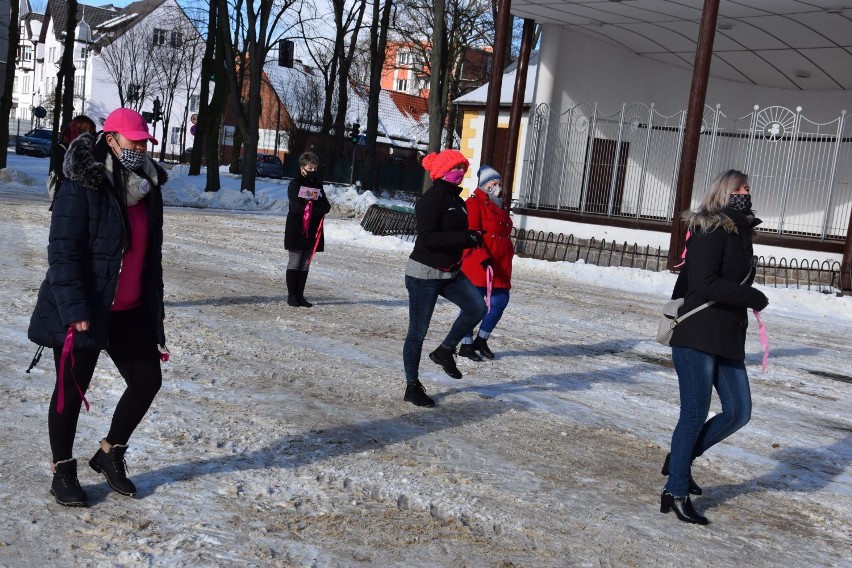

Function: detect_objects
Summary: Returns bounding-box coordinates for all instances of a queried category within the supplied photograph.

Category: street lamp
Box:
[75,18,94,115]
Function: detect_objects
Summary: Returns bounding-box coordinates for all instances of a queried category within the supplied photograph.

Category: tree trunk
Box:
[189,1,217,175]
[204,25,229,192]
[425,0,447,191]
[60,0,79,130]
[0,0,21,168]
[363,0,393,192]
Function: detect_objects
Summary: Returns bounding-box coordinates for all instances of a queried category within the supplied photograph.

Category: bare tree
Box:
[97,18,160,110]
[362,0,395,191]
[217,0,298,194]
[0,0,21,168]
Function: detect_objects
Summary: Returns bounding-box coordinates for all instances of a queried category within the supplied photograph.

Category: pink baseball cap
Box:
[103,107,158,145]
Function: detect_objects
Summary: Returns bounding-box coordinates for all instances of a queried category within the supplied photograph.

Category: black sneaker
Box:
[458,343,483,362]
[404,381,435,407]
[50,459,88,507]
[428,346,462,379]
[90,443,137,496]
[473,337,495,359]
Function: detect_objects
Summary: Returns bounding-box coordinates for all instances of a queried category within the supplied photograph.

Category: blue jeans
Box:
[665,346,752,497]
[463,287,510,341]
[403,273,487,384]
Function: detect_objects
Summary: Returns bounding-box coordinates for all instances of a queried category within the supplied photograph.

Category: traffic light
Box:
[152,97,163,122]
[349,122,360,144]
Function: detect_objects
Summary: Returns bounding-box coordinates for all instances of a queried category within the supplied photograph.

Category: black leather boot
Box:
[661,452,703,495]
[297,271,313,308]
[404,380,435,407]
[90,442,136,496]
[286,269,300,306]
[50,458,88,507]
[458,343,482,361]
[660,491,709,525]
[472,336,494,359]
[428,346,462,379]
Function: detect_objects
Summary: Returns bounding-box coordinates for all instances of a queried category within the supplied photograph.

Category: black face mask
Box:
[303,170,318,181]
[728,193,752,212]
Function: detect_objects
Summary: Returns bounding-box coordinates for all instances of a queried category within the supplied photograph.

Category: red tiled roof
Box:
[387,90,428,121]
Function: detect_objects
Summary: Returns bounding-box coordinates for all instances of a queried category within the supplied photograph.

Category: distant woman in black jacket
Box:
[48,115,96,204]
[660,169,769,525]
[29,108,168,507]
[285,151,330,307]
[401,149,487,408]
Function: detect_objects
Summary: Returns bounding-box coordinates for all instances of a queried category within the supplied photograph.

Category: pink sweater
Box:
[112,203,149,311]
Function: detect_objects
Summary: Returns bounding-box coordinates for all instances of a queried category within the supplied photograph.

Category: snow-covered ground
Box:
[1,153,850,566]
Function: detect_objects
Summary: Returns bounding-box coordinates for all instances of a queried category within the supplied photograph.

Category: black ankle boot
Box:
[429,346,462,379]
[661,453,703,495]
[458,343,482,362]
[660,491,709,525]
[286,269,300,307]
[472,336,494,359]
[90,443,136,496]
[404,380,435,407]
[50,459,88,507]
[297,271,312,308]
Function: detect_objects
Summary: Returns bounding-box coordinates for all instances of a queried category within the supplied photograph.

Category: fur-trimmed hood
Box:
[62,132,169,190]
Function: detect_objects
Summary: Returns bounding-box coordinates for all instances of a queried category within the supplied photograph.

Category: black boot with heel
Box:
[297,271,313,308]
[286,269,300,307]
[660,491,708,525]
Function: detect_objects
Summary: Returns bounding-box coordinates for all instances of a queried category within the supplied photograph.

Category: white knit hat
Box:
[477,165,502,188]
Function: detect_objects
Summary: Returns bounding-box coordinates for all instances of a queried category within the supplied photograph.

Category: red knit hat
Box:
[421,149,469,180]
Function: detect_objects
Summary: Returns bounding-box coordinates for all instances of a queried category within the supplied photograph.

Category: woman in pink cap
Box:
[29,107,169,507]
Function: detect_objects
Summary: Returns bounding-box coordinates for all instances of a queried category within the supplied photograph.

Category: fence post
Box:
[554,106,574,211]
[667,111,687,222]
[777,106,803,235]
[821,110,846,240]
[745,105,759,173]
[636,104,655,220]
[703,104,721,193]
[580,103,598,214]
[533,105,552,209]
[606,103,627,216]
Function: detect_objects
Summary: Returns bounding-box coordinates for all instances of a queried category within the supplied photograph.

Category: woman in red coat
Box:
[459,165,514,360]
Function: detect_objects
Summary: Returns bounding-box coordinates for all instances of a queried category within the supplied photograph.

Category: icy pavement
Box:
[0,189,850,567]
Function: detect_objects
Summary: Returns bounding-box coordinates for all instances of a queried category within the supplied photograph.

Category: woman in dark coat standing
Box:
[402,149,487,408]
[660,169,769,525]
[285,151,331,307]
[459,165,514,361]
[29,108,168,507]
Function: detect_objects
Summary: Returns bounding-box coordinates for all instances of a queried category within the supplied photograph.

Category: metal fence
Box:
[521,102,852,241]
[360,205,849,294]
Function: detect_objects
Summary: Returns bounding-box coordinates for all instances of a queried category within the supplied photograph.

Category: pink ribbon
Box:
[57,326,90,415]
[302,200,313,236]
[674,229,691,268]
[485,266,494,313]
[308,216,324,265]
[753,309,769,373]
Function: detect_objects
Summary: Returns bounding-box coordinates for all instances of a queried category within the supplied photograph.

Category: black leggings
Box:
[48,306,162,462]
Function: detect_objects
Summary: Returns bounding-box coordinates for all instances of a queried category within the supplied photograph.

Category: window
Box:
[80,47,87,59]
[12,77,18,93]
[395,78,408,92]
[396,50,413,67]
[170,31,183,48]
[23,45,33,61]
[152,28,167,46]
[170,127,181,145]
[48,47,56,63]
[189,94,200,112]
[22,76,30,94]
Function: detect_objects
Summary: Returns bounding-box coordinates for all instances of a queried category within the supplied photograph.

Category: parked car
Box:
[237,153,285,179]
[15,128,53,157]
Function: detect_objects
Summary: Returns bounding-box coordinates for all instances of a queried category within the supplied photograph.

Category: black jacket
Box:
[669,208,768,359]
[409,178,471,271]
[29,133,167,351]
[285,173,331,252]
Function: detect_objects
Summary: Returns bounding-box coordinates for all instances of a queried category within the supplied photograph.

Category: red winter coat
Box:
[461,188,514,289]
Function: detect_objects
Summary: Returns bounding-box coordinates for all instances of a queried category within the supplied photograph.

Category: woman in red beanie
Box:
[402,149,487,407]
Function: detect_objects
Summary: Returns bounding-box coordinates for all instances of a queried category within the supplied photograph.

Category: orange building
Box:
[381,41,494,99]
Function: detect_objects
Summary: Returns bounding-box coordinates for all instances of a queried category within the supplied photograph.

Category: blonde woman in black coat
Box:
[661,169,769,525]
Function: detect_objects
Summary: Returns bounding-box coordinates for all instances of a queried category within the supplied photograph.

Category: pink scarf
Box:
[56,326,89,415]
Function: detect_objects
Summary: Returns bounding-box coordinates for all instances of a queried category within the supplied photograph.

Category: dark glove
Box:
[481,258,493,270]
[756,294,769,312]
[466,230,483,248]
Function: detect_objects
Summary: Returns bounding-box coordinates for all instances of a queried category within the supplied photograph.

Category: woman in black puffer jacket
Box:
[660,169,769,526]
[29,108,168,507]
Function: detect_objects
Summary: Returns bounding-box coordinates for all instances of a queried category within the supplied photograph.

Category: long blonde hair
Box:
[682,169,748,233]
